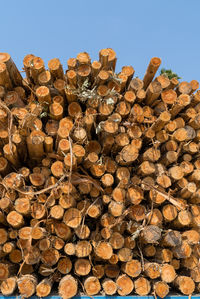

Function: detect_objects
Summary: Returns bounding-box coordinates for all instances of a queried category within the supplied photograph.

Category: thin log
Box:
[143,57,161,89]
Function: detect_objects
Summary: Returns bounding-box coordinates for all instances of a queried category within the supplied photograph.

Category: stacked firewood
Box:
[0,49,200,298]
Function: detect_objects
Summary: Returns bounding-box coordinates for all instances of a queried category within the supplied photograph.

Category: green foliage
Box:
[160,68,181,80]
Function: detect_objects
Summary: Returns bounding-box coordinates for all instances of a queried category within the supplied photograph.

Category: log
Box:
[143,57,161,89]
[7,211,24,228]
[0,62,12,89]
[0,228,8,245]
[0,263,17,280]
[64,243,76,256]
[36,279,52,297]
[9,249,22,263]
[122,259,141,277]
[105,264,120,278]
[95,241,113,260]
[74,258,91,276]
[84,276,101,296]
[57,257,72,275]
[102,278,117,295]
[141,225,162,243]
[116,274,134,295]
[48,58,64,80]
[154,281,169,298]
[0,276,17,295]
[174,276,195,295]
[144,262,160,279]
[76,241,92,258]
[59,275,78,299]
[41,248,60,266]
[23,54,35,81]
[36,86,51,106]
[63,208,82,228]
[134,277,151,295]
[118,248,133,262]
[17,274,37,298]
[0,53,22,86]
[161,264,176,283]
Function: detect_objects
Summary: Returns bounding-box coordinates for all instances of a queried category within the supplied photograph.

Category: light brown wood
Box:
[3,143,20,168]
[0,276,17,295]
[17,274,37,298]
[143,57,161,89]
[0,62,12,89]
[23,54,35,81]
[122,259,141,278]
[64,243,76,256]
[76,241,92,258]
[0,53,22,86]
[145,81,162,105]
[38,70,51,86]
[74,258,91,276]
[48,58,64,80]
[161,264,176,283]
[30,56,45,84]
[116,274,134,295]
[95,241,113,259]
[154,281,169,298]
[134,277,151,295]
[175,276,195,295]
[102,278,117,295]
[57,257,72,274]
[84,276,101,296]
[2,47,200,298]
[63,208,82,228]
[36,86,51,105]
[41,248,60,266]
[59,275,78,299]
[36,279,52,297]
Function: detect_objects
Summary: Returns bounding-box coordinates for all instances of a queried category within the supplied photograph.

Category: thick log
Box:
[0,53,22,86]
[84,276,101,296]
[17,275,37,298]
[174,276,195,295]
[74,258,91,276]
[154,281,169,298]
[116,274,134,295]
[0,276,17,295]
[59,275,78,299]
[134,277,151,295]
[102,278,117,295]
[36,279,52,297]
[57,257,72,275]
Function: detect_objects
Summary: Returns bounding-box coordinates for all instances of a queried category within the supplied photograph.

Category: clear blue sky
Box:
[1,0,200,82]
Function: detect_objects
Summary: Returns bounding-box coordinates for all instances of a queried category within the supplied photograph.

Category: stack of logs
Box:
[0,49,200,298]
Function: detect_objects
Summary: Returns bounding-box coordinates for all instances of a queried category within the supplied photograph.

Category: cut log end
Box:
[59,275,78,299]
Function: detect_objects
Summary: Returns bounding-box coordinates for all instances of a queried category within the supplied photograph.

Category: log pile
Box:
[0,49,200,298]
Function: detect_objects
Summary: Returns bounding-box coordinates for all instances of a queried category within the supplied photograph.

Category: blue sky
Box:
[1,0,200,82]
